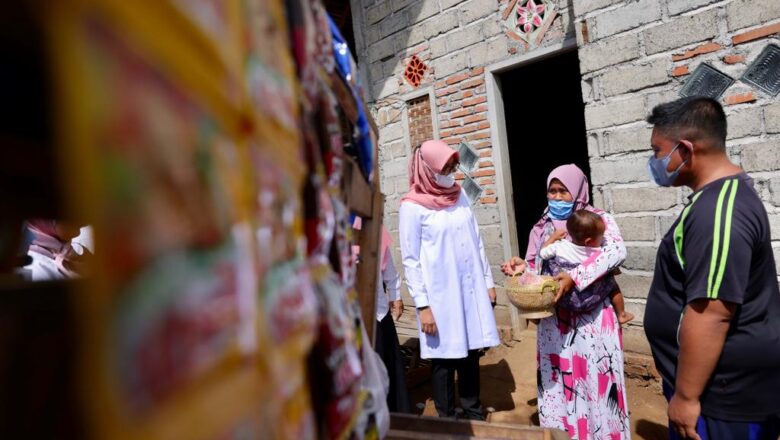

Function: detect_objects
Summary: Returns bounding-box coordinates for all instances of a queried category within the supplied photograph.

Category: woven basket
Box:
[502,275,559,319]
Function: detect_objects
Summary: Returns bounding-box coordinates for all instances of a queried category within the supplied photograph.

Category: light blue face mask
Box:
[648,143,687,187]
[547,199,575,220]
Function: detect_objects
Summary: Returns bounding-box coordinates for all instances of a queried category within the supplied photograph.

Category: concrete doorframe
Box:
[485,38,578,337]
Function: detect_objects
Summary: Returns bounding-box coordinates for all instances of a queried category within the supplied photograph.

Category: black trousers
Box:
[374,312,411,413]
[430,350,483,420]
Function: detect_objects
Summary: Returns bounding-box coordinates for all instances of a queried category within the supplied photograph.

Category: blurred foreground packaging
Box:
[0,1,386,439]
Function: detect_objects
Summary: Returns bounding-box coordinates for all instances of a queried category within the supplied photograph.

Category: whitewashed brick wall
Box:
[352,0,780,353]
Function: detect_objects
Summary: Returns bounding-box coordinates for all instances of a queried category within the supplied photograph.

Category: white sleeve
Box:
[470,205,495,289]
[399,202,430,308]
[539,243,558,260]
[382,248,401,302]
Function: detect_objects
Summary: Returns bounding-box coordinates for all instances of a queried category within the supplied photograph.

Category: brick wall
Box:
[572,0,780,351]
[353,0,780,352]
[407,95,434,148]
[353,0,577,329]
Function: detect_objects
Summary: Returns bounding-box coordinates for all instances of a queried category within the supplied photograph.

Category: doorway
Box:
[497,49,592,257]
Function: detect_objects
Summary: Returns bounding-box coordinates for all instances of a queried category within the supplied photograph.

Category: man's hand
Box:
[418,307,437,335]
[488,288,497,307]
[501,257,527,276]
[390,299,404,321]
[668,394,701,440]
[554,272,575,303]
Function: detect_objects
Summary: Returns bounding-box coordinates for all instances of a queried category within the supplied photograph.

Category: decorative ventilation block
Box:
[742,44,780,97]
[403,55,428,88]
[503,0,557,46]
[679,64,734,99]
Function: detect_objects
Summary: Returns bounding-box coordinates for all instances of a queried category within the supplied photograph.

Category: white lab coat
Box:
[375,248,402,322]
[399,190,499,359]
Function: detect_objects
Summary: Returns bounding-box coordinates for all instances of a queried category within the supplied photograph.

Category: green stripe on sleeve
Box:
[674,193,702,269]
[707,180,732,298]
[711,179,740,299]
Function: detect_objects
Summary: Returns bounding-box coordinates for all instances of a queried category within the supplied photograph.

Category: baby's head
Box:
[566,210,605,247]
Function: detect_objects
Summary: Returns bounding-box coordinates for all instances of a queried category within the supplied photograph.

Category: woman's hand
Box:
[501,257,527,276]
[488,288,497,307]
[418,307,437,335]
[390,299,404,321]
[554,272,575,303]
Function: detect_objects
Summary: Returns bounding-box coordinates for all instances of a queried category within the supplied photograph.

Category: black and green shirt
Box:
[644,173,780,422]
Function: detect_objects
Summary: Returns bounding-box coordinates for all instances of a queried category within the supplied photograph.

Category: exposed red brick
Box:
[474,104,489,113]
[435,86,457,97]
[439,129,453,138]
[451,108,473,118]
[435,80,447,89]
[477,121,490,130]
[467,131,491,141]
[474,141,492,149]
[437,97,448,106]
[443,138,460,145]
[462,90,475,98]
[480,197,498,204]
[723,54,746,64]
[672,66,690,77]
[471,168,495,178]
[461,78,485,90]
[463,96,488,107]
[484,189,496,195]
[464,113,487,124]
[508,46,518,55]
[470,67,485,77]
[671,42,722,61]
[502,0,518,20]
[455,172,466,179]
[732,22,780,45]
[579,20,590,44]
[478,178,495,186]
[506,30,523,42]
[479,150,492,157]
[452,124,480,135]
[724,92,756,105]
[439,120,458,129]
[479,161,494,168]
[446,72,470,85]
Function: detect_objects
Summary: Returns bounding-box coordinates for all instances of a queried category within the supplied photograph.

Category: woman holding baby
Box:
[502,164,632,439]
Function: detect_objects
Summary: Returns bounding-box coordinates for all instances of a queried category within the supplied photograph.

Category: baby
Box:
[540,209,634,324]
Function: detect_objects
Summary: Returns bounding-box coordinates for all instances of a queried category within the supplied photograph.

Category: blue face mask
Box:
[647,143,686,187]
[548,199,575,220]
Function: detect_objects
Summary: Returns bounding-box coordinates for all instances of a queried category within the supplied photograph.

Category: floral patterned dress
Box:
[536,210,631,439]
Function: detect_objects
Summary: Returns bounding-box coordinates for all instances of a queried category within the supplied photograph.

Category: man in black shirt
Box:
[644,97,780,439]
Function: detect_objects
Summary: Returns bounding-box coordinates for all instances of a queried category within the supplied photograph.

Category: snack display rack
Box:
[3,0,386,438]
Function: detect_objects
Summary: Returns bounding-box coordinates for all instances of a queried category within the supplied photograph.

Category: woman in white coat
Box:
[399,140,499,420]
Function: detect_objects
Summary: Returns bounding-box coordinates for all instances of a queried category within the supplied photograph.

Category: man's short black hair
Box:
[646,96,727,150]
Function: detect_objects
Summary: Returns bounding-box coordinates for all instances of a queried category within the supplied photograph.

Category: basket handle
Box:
[540,279,558,293]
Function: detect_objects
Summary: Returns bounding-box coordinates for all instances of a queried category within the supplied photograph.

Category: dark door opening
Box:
[498,50,592,257]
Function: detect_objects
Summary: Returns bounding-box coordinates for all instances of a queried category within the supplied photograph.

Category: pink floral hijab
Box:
[401,140,460,210]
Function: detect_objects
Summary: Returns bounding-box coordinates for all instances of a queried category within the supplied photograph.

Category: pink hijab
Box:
[401,140,460,210]
[525,164,595,268]
[352,218,393,271]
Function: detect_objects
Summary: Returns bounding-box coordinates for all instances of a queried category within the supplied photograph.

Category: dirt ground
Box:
[403,328,669,439]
